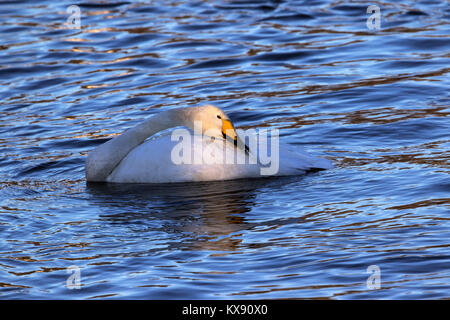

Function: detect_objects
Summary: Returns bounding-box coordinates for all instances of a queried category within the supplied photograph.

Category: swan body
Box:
[85,105,333,183]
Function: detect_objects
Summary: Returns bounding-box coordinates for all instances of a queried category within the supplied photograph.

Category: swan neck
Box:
[85,108,185,182]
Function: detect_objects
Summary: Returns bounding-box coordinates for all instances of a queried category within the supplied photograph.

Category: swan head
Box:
[180,104,248,152]
[182,104,235,139]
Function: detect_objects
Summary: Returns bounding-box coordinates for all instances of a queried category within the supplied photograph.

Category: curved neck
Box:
[86,108,184,182]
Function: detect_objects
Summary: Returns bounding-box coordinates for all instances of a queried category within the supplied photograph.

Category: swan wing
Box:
[106,134,260,183]
[106,133,332,183]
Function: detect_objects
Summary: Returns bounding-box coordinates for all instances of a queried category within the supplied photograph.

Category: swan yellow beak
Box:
[222,119,249,154]
[222,119,237,141]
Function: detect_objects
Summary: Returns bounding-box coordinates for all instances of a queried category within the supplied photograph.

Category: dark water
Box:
[0,0,449,299]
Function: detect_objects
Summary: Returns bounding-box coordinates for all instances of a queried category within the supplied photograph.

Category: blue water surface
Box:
[0,0,449,299]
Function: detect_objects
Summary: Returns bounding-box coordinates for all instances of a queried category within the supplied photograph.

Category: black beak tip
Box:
[223,133,250,154]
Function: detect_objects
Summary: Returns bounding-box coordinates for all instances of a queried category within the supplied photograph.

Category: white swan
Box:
[85,105,333,183]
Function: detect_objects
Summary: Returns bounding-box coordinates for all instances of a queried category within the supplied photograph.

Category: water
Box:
[0,0,449,299]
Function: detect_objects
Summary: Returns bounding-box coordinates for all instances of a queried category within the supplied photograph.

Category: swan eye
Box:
[217,115,221,119]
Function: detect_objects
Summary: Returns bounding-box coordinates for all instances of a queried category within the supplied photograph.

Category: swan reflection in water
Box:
[86,176,303,252]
